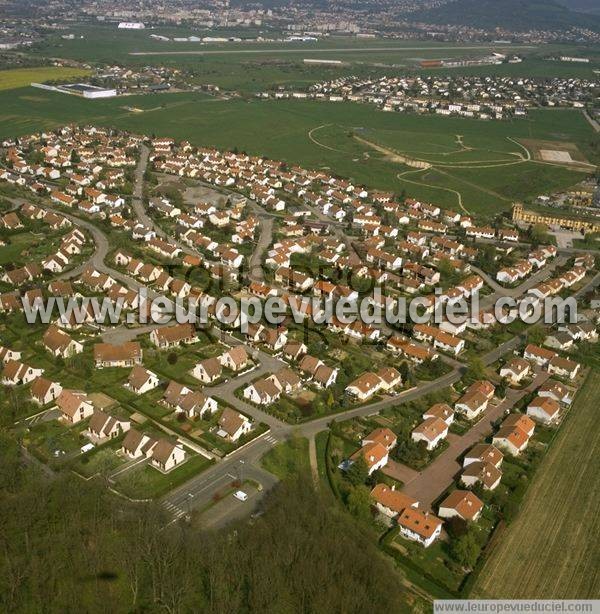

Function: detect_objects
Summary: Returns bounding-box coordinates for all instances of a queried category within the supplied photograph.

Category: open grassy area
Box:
[261,436,310,480]
[0,67,92,91]
[474,369,600,599]
[0,89,593,215]
[114,453,214,500]
[27,24,539,81]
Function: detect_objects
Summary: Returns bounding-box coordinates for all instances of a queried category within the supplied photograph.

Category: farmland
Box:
[0,67,92,91]
[0,88,595,215]
[474,370,600,599]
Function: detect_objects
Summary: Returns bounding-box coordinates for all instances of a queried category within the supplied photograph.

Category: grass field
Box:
[0,67,92,91]
[474,370,600,599]
[261,436,310,480]
[0,88,595,215]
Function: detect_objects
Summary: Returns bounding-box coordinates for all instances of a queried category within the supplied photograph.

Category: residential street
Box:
[8,172,600,528]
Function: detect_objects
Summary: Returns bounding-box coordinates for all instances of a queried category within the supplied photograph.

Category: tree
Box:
[526,324,546,346]
[346,485,372,522]
[346,455,369,486]
[474,244,496,272]
[445,516,469,539]
[464,357,486,385]
[399,361,410,385]
[529,223,550,246]
[450,530,481,569]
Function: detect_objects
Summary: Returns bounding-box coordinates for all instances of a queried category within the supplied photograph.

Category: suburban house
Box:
[544,331,575,351]
[150,323,198,349]
[499,358,531,385]
[411,417,449,450]
[150,439,187,472]
[345,372,382,401]
[176,390,218,419]
[0,346,21,364]
[297,354,339,388]
[282,341,308,361]
[219,346,249,372]
[121,428,158,459]
[2,360,44,386]
[538,379,572,405]
[527,396,561,425]
[88,409,131,442]
[547,356,580,380]
[460,461,502,491]
[93,342,142,368]
[423,403,454,426]
[362,428,397,451]
[243,377,282,405]
[350,441,389,475]
[192,357,223,383]
[30,377,63,405]
[464,443,503,468]
[42,325,84,358]
[56,389,95,424]
[217,408,252,442]
[523,344,556,366]
[397,508,443,548]
[493,414,535,456]
[503,414,536,438]
[455,380,494,420]
[376,367,403,391]
[438,490,483,522]
[370,483,419,519]
[269,368,302,394]
[127,365,160,395]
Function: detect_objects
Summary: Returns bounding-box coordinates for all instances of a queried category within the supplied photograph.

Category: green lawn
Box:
[0,67,92,91]
[261,436,310,480]
[114,453,214,500]
[71,441,126,478]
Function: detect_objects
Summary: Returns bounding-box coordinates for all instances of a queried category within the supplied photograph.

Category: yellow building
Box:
[512,203,600,234]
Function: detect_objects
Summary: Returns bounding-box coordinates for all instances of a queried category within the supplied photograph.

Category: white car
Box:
[233,490,248,502]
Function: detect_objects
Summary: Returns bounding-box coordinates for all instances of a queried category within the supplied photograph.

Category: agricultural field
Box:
[474,370,600,599]
[0,88,596,215]
[0,67,92,91]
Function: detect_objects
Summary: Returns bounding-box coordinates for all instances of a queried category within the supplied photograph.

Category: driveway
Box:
[401,370,550,507]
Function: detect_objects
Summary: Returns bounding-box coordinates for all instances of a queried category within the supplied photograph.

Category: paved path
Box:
[402,370,550,507]
[382,459,419,484]
[248,213,273,282]
[130,44,536,57]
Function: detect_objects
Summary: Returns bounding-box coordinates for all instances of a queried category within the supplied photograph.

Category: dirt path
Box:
[396,168,469,215]
[353,134,431,169]
[308,436,319,485]
[307,124,346,153]
[582,109,600,133]
[435,167,512,203]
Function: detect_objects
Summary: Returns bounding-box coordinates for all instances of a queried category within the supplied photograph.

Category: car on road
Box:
[233,490,248,502]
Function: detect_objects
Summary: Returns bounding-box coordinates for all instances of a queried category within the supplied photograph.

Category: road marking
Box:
[162,501,185,518]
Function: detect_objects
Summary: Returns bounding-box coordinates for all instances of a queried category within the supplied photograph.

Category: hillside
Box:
[555,0,600,15]
[412,0,600,31]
